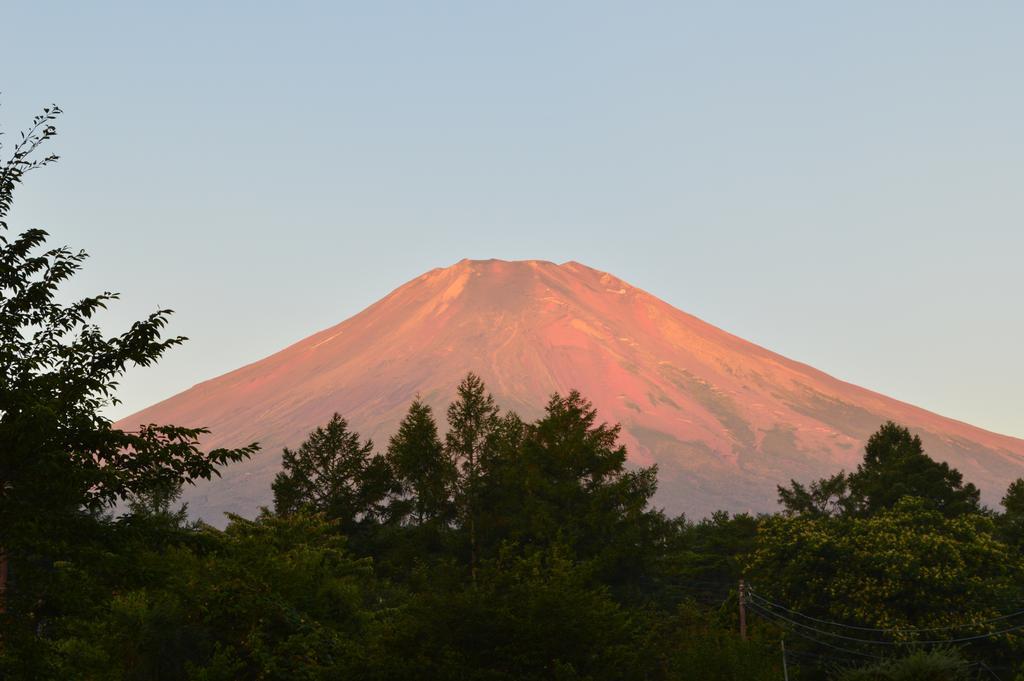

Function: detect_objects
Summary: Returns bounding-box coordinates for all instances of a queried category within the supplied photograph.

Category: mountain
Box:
[116,259,1024,523]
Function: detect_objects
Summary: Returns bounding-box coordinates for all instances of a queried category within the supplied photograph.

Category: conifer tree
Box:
[998,478,1024,547]
[386,399,455,525]
[272,414,395,535]
[445,373,499,581]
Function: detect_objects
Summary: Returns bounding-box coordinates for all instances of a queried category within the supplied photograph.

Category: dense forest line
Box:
[4,109,1024,681]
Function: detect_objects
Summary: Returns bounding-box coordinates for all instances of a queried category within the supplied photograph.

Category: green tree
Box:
[836,648,970,681]
[777,472,851,518]
[655,511,760,608]
[446,372,500,580]
[381,545,649,681]
[847,422,980,517]
[0,105,256,634]
[777,422,980,519]
[386,399,455,526]
[998,478,1024,548]
[479,391,663,587]
[272,413,395,536]
[748,497,1017,634]
[54,512,385,681]
[1003,478,1024,516]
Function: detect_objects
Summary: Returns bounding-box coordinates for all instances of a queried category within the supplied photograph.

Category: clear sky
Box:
[3,2,1022,438]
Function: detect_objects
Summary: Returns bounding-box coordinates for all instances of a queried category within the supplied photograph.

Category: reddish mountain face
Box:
[117,259,1024,524]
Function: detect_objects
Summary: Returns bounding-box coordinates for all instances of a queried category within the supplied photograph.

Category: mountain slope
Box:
[116,259,1024,522]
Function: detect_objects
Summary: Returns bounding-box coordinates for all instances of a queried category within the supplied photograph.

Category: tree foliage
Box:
[386,398,455,526]
[749,497,1018,633]
[778,422,981,519]
[0,105,256,641]
[272,413,395,535]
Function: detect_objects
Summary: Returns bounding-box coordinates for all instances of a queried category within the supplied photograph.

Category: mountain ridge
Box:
[116,258,1024,523]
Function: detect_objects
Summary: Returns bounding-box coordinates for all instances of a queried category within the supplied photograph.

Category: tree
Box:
[777,472,850,518]
[836,648,970,681]
[0,105,256,624]
[386,399,455,526]
[776,422,980,519]
[445,373,500,581]
[481,391,662,584]
[272,413,395,535]
[53,512,386,681]
[748,497,1017,635]
[1003,478,1024,516]
[998,478,1024,548]
[847,422,980,517]
[383,545,651,681]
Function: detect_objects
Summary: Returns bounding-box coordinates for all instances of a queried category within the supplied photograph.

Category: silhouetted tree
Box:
[446,372,499,581]
[272,414,395,536]
[848,422,980,517]
[465,391,666,594]
[777,472,851,517]
[777,422,979,519]
[0,104,256,635]
[386,399,455,525]
[998,477,1024,547]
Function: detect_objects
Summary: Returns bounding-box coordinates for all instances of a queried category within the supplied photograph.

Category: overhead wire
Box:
[747,588,1024,638]
[747,597,1024,646]
[746,603,885,661]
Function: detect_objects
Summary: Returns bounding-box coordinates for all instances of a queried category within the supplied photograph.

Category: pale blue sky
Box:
[3,2,1022,437]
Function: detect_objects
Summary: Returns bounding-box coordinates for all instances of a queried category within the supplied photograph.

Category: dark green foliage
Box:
[653,511,760,608]
[53,512,383,681]
[778,422,980,519]
[476,391,664,589]
[647,602,783,681]
[999,478,1024,548]
[849,422,980,517]
[0,105,256,653]
[1003,478,1024,516]
[446,372,500,578]
[272,413,396,535]
[749,498,1019,634]
[778,472,851,518]
[834,648,970,681]
[382,546,648,681]
[386,399,456,526]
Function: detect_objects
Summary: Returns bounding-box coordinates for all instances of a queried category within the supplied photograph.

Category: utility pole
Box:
[781,638,789,681]
[0,550,7,614]
[738,579,747,641]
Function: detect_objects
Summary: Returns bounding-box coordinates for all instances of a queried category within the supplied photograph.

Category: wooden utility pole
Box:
[0,550,7,614]
[781,638,789,681]
[738,579,747,641]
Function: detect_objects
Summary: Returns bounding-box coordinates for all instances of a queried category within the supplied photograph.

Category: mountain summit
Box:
[117,259,1024,522]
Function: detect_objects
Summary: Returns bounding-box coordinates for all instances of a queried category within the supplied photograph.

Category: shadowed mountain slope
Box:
[116,259,1024,523]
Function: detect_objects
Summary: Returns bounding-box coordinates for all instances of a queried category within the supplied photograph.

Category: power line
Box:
[747,603,885,661]
[746,596,1024,646]
[747,588,1024,638]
